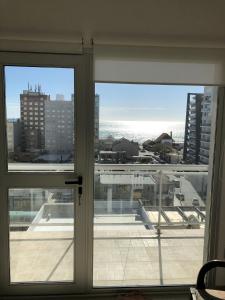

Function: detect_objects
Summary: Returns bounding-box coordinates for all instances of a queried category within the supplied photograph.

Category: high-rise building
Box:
[183,88,216,164]
[45,98,74,154]
[20,89,99,157]
[183,93,204,164]
[199,87,217,164]
[7,119,21,153]
[20,86,49,152]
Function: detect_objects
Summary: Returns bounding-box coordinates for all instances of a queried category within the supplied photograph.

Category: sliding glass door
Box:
[0,52,93,295]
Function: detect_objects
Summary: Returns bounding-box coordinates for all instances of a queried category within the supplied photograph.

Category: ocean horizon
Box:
[99,120,185,144]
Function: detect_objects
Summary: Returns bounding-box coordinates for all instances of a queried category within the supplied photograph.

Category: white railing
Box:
[9,163,208,235]
[95,163,208,173]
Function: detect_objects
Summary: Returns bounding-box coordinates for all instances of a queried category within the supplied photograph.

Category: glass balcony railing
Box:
[8,163,208,286]
[93,164,208,287]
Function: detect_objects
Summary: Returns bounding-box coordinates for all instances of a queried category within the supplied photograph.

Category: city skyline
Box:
[5,66,204,121]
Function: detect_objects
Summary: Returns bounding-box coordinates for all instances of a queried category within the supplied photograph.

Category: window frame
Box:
[0,50,94,296]
[0,49,224,298]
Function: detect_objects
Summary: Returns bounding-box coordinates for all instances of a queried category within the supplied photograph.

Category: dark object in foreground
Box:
[191,260,225,299]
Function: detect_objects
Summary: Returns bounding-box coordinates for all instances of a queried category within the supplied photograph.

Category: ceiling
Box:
[1,0,225,48]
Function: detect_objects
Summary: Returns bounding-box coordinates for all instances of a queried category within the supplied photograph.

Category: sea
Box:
[99,121,185,144]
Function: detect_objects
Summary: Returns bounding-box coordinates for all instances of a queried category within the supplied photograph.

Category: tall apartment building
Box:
[199,87,216,164]
[183,88,216,164]
[20,86,49,152]
[183,93,203,164]
[21,88,99,156]
[7,119,21,153]
[45,98,74,154]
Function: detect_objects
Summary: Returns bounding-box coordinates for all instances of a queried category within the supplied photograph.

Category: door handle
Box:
[65,176,82,185]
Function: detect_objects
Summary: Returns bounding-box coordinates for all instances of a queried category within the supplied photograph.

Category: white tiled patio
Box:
[10,215,204,286]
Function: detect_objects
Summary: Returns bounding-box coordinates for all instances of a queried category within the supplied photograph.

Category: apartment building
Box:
[20,86,49,152]
[45,98,74,154]
[7,119,21,153]
[184,88,216,165]
[183,93,204,164]
[199,87,216,164]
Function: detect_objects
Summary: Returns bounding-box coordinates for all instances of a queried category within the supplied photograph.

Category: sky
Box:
[96,83,204,122]
[5,66,74,118]
[5,66,204,121]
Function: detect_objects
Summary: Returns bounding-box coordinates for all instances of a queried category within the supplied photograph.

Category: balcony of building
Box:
[200,141,210,150]
[189,140,196,148]
[199,155,209,165]
[200,134,210,143]
[189,126,196,133]
[201,126,211,134]
[201,121,211,127]
[189,119,196,126]
[9,163,208,287]
[199,149,209,158]
[189,102,196,110]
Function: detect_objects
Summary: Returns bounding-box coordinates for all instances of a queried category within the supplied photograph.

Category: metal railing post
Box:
[157,170,163,235]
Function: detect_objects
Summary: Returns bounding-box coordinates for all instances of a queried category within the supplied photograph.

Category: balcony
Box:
[200,141,210,149]
[94,164,207,286]
[8,163,208,286]
[199,155,209,165]
[201,121,211,127]
[201,126,211,134]
[189,119,196,126]
[199,149,209,158]
[201,135,210,143]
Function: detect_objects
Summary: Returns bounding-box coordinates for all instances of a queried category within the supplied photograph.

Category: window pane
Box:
[5,66,74,172]
[9,188,74,283]
[93,84,217,287]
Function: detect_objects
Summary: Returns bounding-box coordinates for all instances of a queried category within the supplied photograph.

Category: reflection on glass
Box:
[5,66,74,171]
[9,188,74,283]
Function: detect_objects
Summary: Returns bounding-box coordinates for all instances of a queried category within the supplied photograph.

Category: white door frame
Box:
[0,50,94,296]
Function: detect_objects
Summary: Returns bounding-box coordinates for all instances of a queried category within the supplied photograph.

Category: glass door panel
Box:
[0,52,90,294]
[9,188,74,283]
[4,66,74,172]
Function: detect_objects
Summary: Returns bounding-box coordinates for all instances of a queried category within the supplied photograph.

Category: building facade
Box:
[183,88,216,164]
[20,86,49,152]
[45,98,74,154]
[112,138,139,158]
[183,93,203,164]
[7,119,21,153]
[199,87,216,164]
